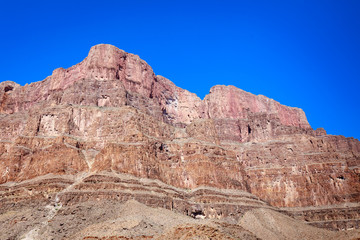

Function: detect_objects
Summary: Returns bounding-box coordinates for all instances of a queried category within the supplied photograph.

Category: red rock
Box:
[0,44,359,231]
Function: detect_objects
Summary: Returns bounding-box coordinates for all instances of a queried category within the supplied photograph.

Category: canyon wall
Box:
[1,44,359,231]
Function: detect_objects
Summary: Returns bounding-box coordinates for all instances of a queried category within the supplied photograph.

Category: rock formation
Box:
[0,44,359,239]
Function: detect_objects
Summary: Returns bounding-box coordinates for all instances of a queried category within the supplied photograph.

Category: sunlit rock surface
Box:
[1,44,359,239]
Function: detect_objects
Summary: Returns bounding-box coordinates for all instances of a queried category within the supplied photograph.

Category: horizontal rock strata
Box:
[1,44,359,232]
[0,172,272,220]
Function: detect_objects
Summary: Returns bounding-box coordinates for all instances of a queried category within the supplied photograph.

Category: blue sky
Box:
[1,0,359,139]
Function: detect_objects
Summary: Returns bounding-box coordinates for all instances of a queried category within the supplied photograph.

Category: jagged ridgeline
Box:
[0,44,359,239]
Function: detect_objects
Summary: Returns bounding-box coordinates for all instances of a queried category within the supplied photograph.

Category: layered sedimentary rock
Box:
[1,44,359,234]
[2,173,357,240]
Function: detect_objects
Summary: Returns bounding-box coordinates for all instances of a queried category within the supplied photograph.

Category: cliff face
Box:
[1,44,359,232]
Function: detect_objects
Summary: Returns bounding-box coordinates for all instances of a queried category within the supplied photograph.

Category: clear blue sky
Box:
[1,0,359,139]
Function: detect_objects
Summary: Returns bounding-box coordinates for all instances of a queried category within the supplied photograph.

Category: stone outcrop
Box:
[1,44,359,233]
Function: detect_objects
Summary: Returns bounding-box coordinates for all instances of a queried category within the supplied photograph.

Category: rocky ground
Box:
[1,198,359,240]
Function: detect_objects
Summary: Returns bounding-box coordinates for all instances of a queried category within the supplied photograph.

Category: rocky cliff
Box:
[1,44,359,238]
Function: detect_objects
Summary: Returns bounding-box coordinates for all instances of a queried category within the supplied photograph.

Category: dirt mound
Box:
[157,224,257,240]
[75,199,198,239]
[2,198,359,240]
[239,208,360,240]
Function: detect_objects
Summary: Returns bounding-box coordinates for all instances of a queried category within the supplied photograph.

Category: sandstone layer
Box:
[1,44,359,237]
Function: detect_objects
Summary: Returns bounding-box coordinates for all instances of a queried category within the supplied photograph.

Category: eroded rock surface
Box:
[1,44,359,236]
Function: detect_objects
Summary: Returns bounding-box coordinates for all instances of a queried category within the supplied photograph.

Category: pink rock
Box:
[0,44,359,215]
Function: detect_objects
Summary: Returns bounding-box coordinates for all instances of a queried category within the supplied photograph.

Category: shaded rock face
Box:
[1,44,359,230]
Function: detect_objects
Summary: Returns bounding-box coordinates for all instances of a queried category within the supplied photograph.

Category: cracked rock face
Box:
[1,44,360,233]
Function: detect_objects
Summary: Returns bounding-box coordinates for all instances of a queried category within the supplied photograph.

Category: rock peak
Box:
[84,43,127,80]
[2,44,312,130]
[87,43,125,59]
